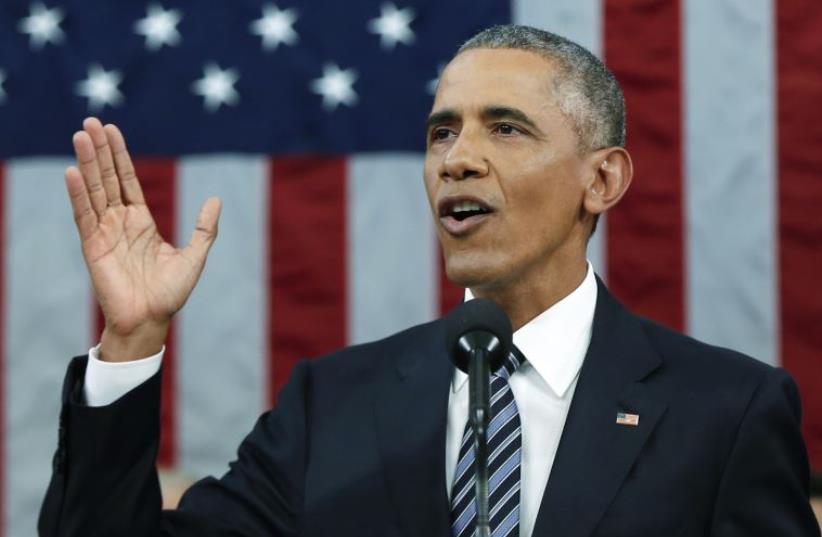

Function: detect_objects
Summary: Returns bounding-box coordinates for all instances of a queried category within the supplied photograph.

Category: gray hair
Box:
[457,25,626,152]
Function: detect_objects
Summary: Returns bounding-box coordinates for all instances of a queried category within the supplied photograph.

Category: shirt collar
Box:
[452,262,598,398]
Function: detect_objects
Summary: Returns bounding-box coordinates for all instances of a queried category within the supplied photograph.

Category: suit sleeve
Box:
[710,367,821,537]
[39,355,312,537]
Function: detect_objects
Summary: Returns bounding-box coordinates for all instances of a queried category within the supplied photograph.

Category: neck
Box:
[470,255,589,332]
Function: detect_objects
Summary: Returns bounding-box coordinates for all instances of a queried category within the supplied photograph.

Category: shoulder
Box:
[639,315,772,378]
[634,315,796,414]
[626,313,805,475]
[594,278,780,398]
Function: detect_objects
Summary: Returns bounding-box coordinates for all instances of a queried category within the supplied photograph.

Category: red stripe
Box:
[93,160,178,467]
[133,160,178,468]
[268,157,347,404]
[603,0,684,331]
[777,0,822,472]
[438,249,463,315]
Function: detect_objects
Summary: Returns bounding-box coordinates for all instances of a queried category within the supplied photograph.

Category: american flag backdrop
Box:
[0,0,821,534]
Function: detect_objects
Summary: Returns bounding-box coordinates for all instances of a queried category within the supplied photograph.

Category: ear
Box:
[582,147,633,217]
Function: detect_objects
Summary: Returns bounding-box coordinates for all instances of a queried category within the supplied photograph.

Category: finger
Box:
[183,197,222,260]
[104,124,145,205]
[65,165,98,241]
[83,117,122,207]
[72,130,108,217]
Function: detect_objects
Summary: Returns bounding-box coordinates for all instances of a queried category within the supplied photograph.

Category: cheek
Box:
[502,161,584,234]
[422,162,439,210]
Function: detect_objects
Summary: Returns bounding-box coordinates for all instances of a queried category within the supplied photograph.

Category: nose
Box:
[440,130,489,181]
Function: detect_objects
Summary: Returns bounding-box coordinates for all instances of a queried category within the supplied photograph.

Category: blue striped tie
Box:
[450,347,526,537]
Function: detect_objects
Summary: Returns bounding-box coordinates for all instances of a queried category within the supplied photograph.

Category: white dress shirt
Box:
[84,344,164,406]
[446,264,597,537]
[84,264,598,537]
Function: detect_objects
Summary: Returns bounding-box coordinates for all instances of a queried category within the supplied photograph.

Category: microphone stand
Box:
[468,346,492,537]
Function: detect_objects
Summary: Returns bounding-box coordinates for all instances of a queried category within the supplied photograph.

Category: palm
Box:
[84,205,191,334]
[66,119,220,339]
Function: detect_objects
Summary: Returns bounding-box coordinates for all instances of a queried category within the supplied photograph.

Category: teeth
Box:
[453,201,483,213]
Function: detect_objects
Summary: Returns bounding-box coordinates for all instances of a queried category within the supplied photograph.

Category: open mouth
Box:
[439,199,494,221]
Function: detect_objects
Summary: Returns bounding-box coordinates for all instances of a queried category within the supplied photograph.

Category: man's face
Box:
[424,48,591,292]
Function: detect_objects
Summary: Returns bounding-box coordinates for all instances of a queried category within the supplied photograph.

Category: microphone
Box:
[444,298,513,537]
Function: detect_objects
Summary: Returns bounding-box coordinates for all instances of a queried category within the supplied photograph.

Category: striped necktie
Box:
[450,347,527,537]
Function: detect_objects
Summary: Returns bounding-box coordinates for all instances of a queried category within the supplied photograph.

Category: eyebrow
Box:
[482,106,540,131]
[424,105,541,134]
[425,109,459,133]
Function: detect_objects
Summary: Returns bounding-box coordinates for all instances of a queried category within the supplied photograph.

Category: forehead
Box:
[433,48,559,114]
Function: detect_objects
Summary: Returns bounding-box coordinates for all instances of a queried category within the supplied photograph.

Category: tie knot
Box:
[494,346,527,380]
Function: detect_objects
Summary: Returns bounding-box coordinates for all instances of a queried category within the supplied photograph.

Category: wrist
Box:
[99,322,169,363]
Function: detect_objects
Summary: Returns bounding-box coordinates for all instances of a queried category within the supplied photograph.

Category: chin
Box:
[443,253,508,290]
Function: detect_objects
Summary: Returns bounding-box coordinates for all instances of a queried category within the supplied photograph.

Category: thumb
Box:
[183,196,222,260]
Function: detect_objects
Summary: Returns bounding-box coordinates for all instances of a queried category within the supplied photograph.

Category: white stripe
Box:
[488,399,517,441]
[489,482,520,520]
[176,155,269,477]
[587,217,607,283]
[488,448,522,495]
[684,0,778,365]
[347,155,437,344]
[452,490,477,536]
[490,384,508,407]
[452,470,475,508]
[491,504,520,537]
[489,427,521,465]
[512,0,602,56]
[4,159,91,537]
[512,0,607,281]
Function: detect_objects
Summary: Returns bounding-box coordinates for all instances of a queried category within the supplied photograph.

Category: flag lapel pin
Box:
[616,412,640,426]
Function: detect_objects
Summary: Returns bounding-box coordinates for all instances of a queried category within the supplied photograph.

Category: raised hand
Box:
[66,118,221,361]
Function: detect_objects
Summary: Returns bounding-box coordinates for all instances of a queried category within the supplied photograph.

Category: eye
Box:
[430,127,455,142]
[493,123,522,136]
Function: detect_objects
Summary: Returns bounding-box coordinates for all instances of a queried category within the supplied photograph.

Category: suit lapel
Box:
[531,278,667,537]
[374,321,453,537]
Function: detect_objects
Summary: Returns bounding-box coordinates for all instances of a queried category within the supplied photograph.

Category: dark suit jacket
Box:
[39,279,820,536]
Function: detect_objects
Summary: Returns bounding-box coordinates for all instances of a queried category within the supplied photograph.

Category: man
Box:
[39,25,819,536]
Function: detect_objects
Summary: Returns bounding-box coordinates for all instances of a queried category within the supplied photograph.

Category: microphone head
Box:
[444,298,513,374]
